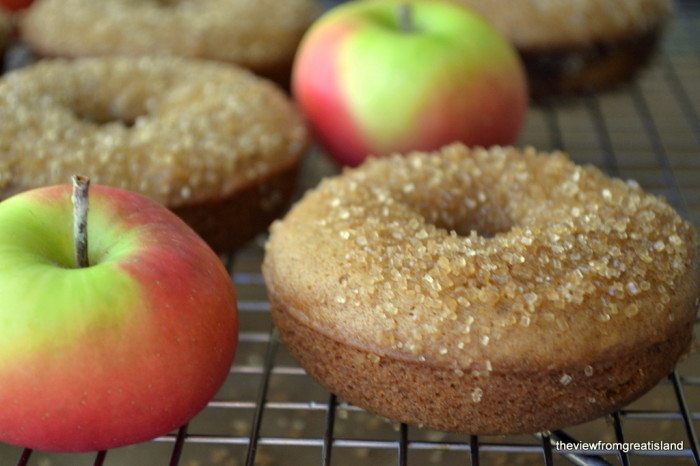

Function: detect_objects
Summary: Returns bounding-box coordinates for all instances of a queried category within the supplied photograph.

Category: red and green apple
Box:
[0,180,238,452]
[293,0,528,166]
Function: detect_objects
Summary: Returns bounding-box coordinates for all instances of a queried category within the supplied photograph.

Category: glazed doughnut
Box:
[263,144,698,433]
[0,56,308,252]
[21,0,320,85]
[447,0,672,96]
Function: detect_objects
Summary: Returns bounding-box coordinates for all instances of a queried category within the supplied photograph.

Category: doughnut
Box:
[20,0,320,85]
[446,0,672,96]
[0,56,309,252]
[263,144,698,434]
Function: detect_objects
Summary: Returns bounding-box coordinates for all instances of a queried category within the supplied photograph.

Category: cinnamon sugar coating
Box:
[0,57,308,208]
[21,0,320,72]
[264,145,698,372]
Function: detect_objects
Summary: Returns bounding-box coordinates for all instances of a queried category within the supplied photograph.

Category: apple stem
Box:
[398,3,415,34]
[71,175,90,268]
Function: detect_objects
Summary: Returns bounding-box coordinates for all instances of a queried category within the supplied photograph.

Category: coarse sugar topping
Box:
[0,57,307,207]
[450,0,671,48]
[265,144,697,369]
[22,0,319,70]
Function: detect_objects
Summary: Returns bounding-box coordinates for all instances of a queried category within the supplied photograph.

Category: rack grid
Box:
[1,0,700,465]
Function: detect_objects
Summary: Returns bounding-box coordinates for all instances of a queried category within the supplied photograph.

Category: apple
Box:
[0,177,238,452]
[293,0,528,166]
[0,0,32,11]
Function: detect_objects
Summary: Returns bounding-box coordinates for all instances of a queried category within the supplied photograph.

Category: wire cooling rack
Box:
[2,1,700,465]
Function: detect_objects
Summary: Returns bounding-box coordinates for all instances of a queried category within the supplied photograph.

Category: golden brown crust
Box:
[0,56,309,251]
[173,160,300,253]
[271,295,693,434]
[263,145,699,432]
[521,30,662,96]
[450,0,672,49]
[20,0,320,75]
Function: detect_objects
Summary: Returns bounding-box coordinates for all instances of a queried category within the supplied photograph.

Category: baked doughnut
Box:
[263,144,698,434]
[0,56,309,252]
[447,0,672,96]
[20,0,320,85]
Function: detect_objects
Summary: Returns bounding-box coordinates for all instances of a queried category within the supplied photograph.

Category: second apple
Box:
[293,0,528,166]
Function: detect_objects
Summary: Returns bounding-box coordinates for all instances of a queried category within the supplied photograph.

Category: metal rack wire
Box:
[2,0,700,465]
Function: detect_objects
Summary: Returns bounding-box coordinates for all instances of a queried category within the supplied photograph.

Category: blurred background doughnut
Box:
[20,0,321,86]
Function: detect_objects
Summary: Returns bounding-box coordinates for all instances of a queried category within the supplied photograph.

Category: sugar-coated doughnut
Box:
[263,144,698,433]
[0,56,309,252]
[21,0,320,84]
[448,0,672,96]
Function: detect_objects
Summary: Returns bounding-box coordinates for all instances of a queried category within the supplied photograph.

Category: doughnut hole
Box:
[155,0,186,7]
[72,108,142,128]
[397,172,516,239]
[414,192,514,239]
[67,89,154,128]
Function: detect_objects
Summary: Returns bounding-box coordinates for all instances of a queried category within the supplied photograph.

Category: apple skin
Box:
[0,0,32,11]
[0,184,238,452]
[293,0,528,166]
